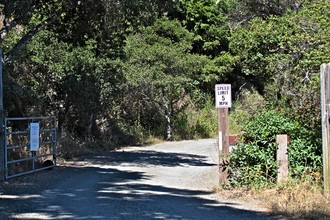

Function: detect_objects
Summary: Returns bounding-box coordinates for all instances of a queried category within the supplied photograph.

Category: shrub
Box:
[228,109,322,189]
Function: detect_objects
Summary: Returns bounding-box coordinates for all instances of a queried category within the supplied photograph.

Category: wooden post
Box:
[321,64,330,197]
[215,84,231,185]
[276,135,289,183]
[218,108,229,185]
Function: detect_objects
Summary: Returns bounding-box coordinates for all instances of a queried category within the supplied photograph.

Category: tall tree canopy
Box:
[123,18,207,140]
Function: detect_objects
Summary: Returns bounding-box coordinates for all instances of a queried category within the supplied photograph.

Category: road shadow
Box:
[78,150,217,167]
[0,165,281,220]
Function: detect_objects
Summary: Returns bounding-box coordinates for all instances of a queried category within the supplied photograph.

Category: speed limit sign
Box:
[215,84,231,108]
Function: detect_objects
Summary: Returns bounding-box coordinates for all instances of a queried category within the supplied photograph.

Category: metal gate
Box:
[4,116,56,179]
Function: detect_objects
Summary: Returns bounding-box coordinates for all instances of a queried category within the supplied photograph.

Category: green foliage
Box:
[175,0,234,93]
[228,109,322,189]
[1,0,34,25]
[226,2,328,189]
[229,88,266,134]
[243,110,299,142]
[230,1,330,123]
[229,141,277,189]
[1,0,327,165]
[201,52,239,84]
[228,0,308,23]
[173,96,217,139]
[123,18,203,86]
[288,138,322,178]
[9,29,125,143]
[176,0,230,56]
[122,18,208,139]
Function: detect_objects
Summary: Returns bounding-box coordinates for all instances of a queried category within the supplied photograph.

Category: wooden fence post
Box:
[321,63,330,197]
[277,135,289,183]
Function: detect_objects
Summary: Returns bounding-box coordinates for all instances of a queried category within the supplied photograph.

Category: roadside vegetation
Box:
[226,89,329,219]
[1,0,330,218]
[219,178,330,220]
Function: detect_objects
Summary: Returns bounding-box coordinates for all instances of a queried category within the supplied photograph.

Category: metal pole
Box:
[0,49,5,181]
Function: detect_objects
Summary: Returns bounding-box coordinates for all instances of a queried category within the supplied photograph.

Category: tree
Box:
[122,18,207,140]
[229,1,330,133]
[0,0,80,62]
[0,0,186,146]
[171,0,238,94]
[229,0,308,26]
[174,0,230,56]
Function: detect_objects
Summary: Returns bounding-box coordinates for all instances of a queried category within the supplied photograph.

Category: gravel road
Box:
[0,139,281,219]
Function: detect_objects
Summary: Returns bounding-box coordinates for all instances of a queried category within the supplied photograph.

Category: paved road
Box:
[0,139,280,219]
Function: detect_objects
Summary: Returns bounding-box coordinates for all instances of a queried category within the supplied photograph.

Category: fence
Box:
[4,116,56,179]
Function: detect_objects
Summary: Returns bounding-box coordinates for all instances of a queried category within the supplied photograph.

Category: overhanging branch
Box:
[3,1,77,63]
[4,17,55,62]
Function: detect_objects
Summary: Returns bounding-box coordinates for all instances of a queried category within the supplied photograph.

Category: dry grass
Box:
[140,136,164,145]
[219,180,330,220]
[262,181,330,220]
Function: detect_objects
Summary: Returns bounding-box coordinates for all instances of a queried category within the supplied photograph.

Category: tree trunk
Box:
[86,113,94,141]
[57,104,69,141]
[57,112,64,141]
[164,103,173,141]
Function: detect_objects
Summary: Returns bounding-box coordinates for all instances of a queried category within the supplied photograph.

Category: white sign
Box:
[218,131,222,151]
[29,123,40,151]
[215,84,232,108]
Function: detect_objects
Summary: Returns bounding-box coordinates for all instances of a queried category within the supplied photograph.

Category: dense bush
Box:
[228,109,322,189]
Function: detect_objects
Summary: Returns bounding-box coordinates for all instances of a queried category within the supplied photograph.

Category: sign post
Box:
[215,84,231,185]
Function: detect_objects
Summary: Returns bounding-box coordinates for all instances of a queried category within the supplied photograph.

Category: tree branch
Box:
[4,16,55,62]
[3,1,77,63]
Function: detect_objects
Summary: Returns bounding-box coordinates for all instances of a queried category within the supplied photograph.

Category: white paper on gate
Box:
[30,123,40,151]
